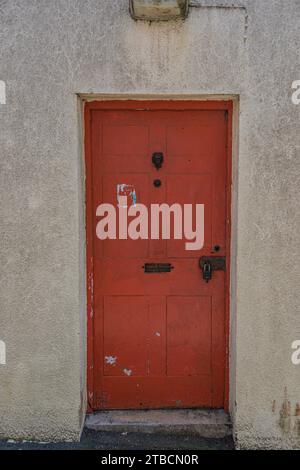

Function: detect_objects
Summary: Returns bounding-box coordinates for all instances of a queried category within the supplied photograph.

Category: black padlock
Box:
[202,261,212,283]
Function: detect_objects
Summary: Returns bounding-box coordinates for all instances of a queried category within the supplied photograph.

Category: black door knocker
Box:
[152,152,164,170]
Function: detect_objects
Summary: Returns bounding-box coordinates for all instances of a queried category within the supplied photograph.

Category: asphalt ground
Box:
[0,428,234,450]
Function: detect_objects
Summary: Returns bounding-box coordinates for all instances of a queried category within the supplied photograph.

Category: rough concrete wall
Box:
[233,0,300,450]
[0,0,299,447]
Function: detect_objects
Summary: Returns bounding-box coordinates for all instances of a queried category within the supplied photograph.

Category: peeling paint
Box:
[123,368,132,376]
[155,332,161,337]
[117,184,137,207]
[105,355,117,365]
[88,266,94,319]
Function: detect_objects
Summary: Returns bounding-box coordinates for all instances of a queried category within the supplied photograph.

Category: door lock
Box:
[199,256,226,283]
[202,261,212,282]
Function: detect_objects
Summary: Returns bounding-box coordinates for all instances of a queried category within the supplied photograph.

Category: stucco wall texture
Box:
[0,0,299,449]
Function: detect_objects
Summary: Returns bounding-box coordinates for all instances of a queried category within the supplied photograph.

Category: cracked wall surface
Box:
[0,0,300,447]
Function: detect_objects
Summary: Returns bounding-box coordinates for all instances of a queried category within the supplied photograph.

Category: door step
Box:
[85,409,232,438]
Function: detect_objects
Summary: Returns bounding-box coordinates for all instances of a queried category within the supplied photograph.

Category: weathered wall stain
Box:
[279,389,291,434]
[295,403,300,437]
[277,388,300,438]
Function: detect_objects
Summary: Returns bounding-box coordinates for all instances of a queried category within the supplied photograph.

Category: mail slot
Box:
[143,263,174,273]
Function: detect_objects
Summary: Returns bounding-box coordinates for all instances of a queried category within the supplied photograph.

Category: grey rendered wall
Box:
[0,0,299,447]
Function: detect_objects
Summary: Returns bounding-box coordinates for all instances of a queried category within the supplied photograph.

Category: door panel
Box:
[87,103,230,410]
[166,296,211,376]
[166,174,212,257]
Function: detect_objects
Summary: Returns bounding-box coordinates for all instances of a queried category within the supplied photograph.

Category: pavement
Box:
[0,428,234,450]
[0,410,234,450]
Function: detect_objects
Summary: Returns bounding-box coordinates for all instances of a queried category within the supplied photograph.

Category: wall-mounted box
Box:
[130,0,189,21]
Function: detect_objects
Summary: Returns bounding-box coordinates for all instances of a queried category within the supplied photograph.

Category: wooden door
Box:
[85,101,232,410]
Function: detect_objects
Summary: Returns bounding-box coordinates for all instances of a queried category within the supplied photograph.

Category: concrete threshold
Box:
[85,409,232,438]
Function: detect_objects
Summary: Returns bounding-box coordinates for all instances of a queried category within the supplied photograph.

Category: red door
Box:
[86,101,231,410]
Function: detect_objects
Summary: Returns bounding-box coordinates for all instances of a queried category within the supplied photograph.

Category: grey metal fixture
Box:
[129,0,189,21]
